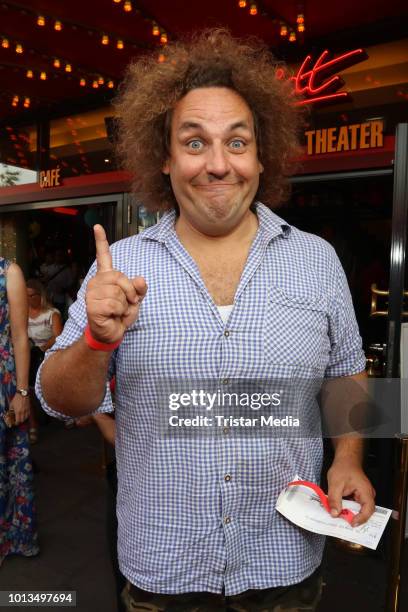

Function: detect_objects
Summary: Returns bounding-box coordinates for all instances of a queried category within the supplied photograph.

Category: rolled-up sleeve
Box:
[35,261,115,419]
[324,252,366,378]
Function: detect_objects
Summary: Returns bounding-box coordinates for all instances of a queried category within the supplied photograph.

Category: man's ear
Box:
[258,160,264,174]
[162,159,170,175]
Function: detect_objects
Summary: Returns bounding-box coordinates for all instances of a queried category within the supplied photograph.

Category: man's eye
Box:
[187,140,203,150]
[230,140,245,149]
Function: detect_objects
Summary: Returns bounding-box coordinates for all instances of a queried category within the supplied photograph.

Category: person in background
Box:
[39,249,58,282]
[0,257,39,566]
[27,279,63,443]
[76,405,126,612]
[42,249,74,319]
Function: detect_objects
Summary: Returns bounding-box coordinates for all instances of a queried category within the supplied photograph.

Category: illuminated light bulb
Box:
[37,15,45,26]
[160,31,168,44]
[152,23,160,36]
[26,69,33,78]
[280,24,287,36]
[80,77,86,86]
[98,76,104,85]
[108,80,114,88]
[296,13,304,24]
[12,95,19,106]
[40,71,47,80]
[65,63,72,73]
[102,34,109,45]
[24,97,30,108]
[124,1,132,11]
[113,0,121,3]
[297,23,305,33]
[2,37,9,48]
[117,39,124,49]
[289,30,296,42]
[92,80,99,88]
[53,58,61,68]
[238,0,247,7]
[249,3,258,15]
[54,20,62,31]
[16,43,23,54]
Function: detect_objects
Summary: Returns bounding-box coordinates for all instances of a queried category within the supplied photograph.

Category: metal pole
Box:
[385,122,408,379]
[386,435,408,612]
[384,123,408,611]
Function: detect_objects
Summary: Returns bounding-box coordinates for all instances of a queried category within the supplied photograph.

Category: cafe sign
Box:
[304,120,384,155]
[39,167,61,188]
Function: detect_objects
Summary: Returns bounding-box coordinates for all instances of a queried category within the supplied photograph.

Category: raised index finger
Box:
[94,224,113,272]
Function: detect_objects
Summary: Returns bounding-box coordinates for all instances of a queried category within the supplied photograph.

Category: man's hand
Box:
[9,394,30,425]
[86,225,147,344]
[327,457,376,527]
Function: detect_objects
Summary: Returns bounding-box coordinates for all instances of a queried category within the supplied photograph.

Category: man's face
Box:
[163,87,263,236]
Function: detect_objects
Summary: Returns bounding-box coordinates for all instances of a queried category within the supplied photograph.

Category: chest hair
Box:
[193,251,249,306]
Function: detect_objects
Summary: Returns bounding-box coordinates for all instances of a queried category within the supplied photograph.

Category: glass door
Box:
[287,169,394,359]
[0,193,124,316]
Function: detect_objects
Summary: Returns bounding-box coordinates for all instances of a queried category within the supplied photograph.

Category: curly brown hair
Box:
[114,29,304,212]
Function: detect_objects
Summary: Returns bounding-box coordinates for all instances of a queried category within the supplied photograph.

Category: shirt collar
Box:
[254,202,291,241]
[138,209,176,243]
[138,201,291,243]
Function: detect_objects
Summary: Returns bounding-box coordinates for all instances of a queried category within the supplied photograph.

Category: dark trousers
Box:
[122,566,323,612]
[106,459,127,612]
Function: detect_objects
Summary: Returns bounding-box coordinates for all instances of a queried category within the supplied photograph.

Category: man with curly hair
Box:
[37,30,375,612]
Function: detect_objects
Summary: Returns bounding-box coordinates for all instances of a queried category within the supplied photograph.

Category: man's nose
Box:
[205,144,230,178]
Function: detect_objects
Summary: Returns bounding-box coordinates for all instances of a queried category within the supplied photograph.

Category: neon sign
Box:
[305,120,384,155]
[277,48,368,106]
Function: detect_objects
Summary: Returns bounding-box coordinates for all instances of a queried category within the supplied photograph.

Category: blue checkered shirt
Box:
[36,203,366,595]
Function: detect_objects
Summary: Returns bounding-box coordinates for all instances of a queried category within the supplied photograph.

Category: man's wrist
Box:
[331,450,363,469]
[84,325,122,352]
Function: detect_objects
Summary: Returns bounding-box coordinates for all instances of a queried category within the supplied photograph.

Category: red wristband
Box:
[84,324,122,352]
[287,480,356,524]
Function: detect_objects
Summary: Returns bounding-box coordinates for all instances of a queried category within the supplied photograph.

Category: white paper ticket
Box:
[276,479,392,550]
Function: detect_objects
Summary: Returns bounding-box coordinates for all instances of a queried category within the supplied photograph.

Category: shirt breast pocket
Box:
[264,285,329,369]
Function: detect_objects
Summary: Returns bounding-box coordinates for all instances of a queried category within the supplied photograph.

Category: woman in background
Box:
[27,279,63,443]
[0,257,39,566]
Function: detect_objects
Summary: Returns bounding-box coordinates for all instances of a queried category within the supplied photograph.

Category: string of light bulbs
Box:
[11,93,31,108]
[111,0,169,44]
[1,1,164,54]
[236,1,306,43]
[0,35,116,91]
[34,14,129,51]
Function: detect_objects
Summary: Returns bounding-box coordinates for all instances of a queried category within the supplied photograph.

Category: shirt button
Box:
[222,378,229,385]
[224,330,230,337]
[224,474,232,482]
[224,516,231,524]
[223,427,230,435]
